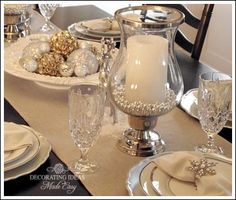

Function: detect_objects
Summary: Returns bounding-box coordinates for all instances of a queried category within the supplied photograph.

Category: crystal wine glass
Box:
[38,4,59,32]
[195,72,232,154]
[68,83,105,175]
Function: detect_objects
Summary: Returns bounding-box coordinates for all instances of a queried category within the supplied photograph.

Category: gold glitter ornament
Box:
[36,52,65,76]
[50,31,78,57]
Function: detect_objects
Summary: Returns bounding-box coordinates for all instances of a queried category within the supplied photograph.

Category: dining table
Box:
[3,4,232,196]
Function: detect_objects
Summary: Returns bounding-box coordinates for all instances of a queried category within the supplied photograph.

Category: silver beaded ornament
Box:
[19,56,38,72]
[79,41,92,50]
[74,63,88,77]
[67,49,99,76]
[59,62,74,77]
[22,41,50,59]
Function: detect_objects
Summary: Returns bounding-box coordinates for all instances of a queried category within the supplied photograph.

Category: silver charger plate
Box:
[126,157,152,196]
[180,88,232,129]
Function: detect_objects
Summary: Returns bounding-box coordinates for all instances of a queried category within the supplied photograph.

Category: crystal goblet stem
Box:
[43,18,52,30]
[72,148,96,174]
[39,4,59,32]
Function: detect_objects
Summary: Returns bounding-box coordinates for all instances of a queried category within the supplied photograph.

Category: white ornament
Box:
[22,41,50,59]
[39,42,51,53]
[38,36,50,42]
[19,56,38,72]
[74,64,88,77]
[59,62,74,77]
[87,56,99,74]
[79,41,92,50]
[22,43,41,59]
[67,49,99,75]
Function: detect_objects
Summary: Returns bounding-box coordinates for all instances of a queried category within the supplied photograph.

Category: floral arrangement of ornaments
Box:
[19,31,100,77]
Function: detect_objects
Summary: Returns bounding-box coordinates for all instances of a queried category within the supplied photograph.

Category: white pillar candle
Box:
[125,35,168,104]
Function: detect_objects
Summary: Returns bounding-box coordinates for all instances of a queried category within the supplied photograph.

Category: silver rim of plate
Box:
[126,151,171,196]
[180,88,232,129]
[127,151,232,196]
[139,161,161,196]
[4,123,51,181]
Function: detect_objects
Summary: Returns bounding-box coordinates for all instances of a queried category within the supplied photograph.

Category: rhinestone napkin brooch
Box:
[187,158,217,180]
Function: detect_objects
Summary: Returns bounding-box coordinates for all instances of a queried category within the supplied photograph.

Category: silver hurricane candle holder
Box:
[108,5,185,156]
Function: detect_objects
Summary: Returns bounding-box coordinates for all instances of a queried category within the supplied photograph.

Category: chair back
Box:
[142,4,214,60]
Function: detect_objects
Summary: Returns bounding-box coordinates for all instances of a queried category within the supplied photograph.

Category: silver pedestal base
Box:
[117,128,165,157]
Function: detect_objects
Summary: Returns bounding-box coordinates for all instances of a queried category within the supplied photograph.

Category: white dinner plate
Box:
[126,152,171,196]
[68,23,120,43]
[150,165,197,196]
[4,123,40,172]
[139,161,159,196]
[180,88,232,129]
[4,125,51,181]
[68,23,101,42]
[126,157,152,196]
[4,34,117,89]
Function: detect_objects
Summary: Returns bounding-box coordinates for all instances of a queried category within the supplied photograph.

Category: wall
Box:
[59,1,140,14]
[200,4,232,75]
[178,4,232,75]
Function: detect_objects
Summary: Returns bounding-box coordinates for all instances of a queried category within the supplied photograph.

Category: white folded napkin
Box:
[153,151,232,196]
[124,13,142,21]
[4,122,34,163]
[82,19,111,31]
[111,20,119,31]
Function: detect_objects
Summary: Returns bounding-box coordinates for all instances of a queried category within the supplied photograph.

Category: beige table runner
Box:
[4,73,232,196]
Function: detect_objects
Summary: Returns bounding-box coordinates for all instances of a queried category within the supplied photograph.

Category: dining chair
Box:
[141,4,214,60]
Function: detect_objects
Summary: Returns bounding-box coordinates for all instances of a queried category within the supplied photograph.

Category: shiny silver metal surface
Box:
[4,13,22,25]
[4,12,30,25]
[4,24,20,43]
[117,129,165,157]
[115,5,184,28]
[4,12,31,42]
